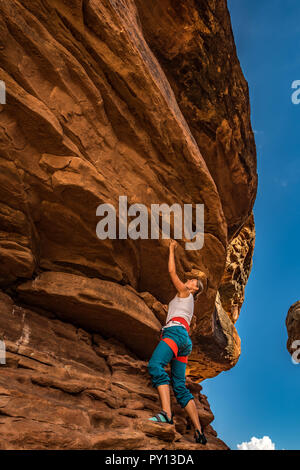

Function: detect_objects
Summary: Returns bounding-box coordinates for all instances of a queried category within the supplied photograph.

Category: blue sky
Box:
[202,0,300,450]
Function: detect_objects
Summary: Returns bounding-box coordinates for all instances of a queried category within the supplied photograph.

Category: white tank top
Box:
[163,293,194,330]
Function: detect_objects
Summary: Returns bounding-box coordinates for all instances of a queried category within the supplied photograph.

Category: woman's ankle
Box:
[163,409,172,421]
[195,427,203,434]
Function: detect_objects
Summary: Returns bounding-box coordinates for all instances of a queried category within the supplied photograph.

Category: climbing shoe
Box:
[194,429,207,445]
[149,410,173,424]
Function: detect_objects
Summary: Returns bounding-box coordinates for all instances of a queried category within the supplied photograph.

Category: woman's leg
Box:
[184,398,203,433]
[157,384,172,420]
[148,340,174,420]
[170,358,202,433]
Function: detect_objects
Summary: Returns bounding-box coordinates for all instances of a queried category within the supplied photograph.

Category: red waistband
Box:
[166,316,190,332]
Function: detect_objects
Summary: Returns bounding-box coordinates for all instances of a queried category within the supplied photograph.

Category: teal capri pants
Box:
[147,325,194,408]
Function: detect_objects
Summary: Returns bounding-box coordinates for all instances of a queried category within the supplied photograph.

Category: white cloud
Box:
[237,436,275,450]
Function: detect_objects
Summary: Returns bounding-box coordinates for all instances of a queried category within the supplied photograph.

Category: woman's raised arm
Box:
[168,240,190,297]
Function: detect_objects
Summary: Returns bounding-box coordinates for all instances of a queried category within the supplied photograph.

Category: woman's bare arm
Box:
[168,240,190,297]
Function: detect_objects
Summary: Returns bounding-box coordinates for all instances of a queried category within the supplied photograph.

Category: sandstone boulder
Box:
[286,301,300,357]
[16,271,162,359]
[0,291,228,450]
[0,0,257,450]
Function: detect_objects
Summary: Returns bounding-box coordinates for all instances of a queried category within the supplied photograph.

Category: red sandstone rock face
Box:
[0,0,257,449]
[219,213,255,323]
[0,291,228,450]
[286,301,300,357]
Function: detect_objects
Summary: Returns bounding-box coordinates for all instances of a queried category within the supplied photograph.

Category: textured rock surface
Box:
[286,301,300,356]
[0,291,228,450]
[0,0,257,449]
[219,213,255,323]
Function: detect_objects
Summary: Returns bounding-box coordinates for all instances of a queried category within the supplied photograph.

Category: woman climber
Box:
[147,239,208,445]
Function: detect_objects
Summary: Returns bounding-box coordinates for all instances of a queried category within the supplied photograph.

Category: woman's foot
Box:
[149,410,173,424]
[194,428,207,445]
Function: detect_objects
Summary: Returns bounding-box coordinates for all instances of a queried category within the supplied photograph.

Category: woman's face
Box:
[185,279,199,293]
